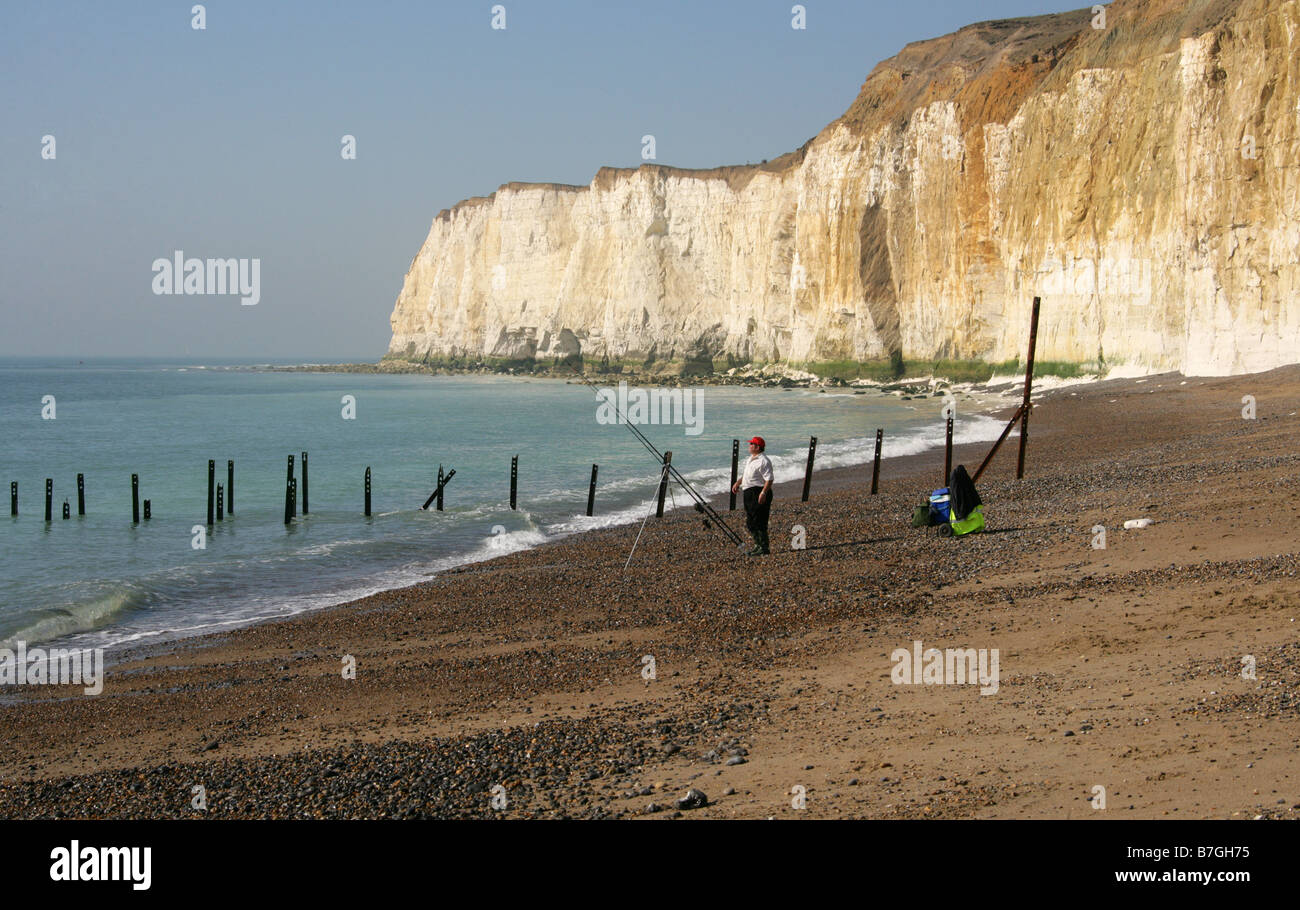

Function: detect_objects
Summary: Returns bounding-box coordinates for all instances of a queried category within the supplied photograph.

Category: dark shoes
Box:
[746,530,771,556]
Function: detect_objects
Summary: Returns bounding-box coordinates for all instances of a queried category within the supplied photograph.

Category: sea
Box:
[0,358,1013,655]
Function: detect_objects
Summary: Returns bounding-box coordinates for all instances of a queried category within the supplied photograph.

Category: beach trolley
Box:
[913,465,985,537]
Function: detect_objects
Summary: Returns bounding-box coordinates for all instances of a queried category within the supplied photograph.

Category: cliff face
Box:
[388,0,1300,377]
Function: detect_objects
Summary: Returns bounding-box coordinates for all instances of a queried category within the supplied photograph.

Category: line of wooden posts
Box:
[8,296,1042,527]
[6,424,1021,526]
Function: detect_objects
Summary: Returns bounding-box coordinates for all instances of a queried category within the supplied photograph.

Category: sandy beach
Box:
[2,368,1298,819]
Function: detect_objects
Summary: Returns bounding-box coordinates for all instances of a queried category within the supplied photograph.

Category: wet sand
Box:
[2,367,1298,819]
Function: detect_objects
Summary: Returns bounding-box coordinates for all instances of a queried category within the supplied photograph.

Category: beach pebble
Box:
[1123,519,1153,530]
[676,789,709,810]
[725,756,747,766]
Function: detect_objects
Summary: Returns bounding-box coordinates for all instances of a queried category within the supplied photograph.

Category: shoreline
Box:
[265,357,1094,394]
[3,366,1298,818]
[29,378,1028,664]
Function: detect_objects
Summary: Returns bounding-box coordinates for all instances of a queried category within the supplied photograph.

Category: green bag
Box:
[911,505,932,528]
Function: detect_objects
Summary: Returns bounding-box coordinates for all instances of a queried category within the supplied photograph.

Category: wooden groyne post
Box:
[436,464,444,511]
[586,464,598,517]
[656,451,672,518]
[216,484,224,521]
[870,429,883,495]
[1016,296,1041,479]
[364,466,371,517]
[284,454,294,524]
[422,469,456,510]
[510,455,518,510]
[132,474,140,524]
[77,473,85,516]
[10,482,17,516]
[729,439,739,511]
[143,499,151,520]
[801,436,817,502]
[207,460,215,526]
[44,479,52,522]
[227,460,234,515]
[62,500,70,520]
[301,451,309,515]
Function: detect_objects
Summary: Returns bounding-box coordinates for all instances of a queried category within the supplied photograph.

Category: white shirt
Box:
[741,453,773,490]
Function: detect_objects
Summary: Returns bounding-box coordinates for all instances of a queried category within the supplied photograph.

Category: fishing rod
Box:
[578,374,743,547]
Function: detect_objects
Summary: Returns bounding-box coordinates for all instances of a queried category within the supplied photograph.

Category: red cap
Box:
[748,436,765,448]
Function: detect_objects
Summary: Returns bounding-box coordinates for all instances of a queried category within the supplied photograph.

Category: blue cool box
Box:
[929,487,951,522]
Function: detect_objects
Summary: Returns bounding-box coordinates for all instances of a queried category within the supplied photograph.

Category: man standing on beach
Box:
[732,436,773,556]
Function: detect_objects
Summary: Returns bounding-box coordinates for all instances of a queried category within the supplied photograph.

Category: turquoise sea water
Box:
[0,358,1009,653]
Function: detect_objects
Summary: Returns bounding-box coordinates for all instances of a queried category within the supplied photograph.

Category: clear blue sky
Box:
[1,0,1088,360]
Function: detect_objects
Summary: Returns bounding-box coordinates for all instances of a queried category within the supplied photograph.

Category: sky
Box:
[1,0,1090,361]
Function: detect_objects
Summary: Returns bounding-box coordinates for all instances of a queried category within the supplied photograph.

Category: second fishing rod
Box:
[578,375,743,547]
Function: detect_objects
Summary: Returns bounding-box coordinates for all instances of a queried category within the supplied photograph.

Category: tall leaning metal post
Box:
[1016,296,1041,480]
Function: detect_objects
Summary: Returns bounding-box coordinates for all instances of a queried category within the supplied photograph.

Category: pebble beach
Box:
[2,367,1298,819]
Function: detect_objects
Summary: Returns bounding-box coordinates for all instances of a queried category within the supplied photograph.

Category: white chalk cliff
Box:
[388,0,1300,377]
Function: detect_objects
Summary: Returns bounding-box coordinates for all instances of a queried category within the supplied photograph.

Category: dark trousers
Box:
[743,486,772,538]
